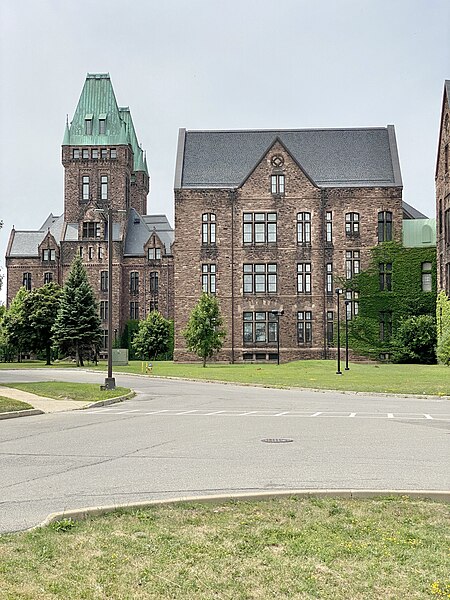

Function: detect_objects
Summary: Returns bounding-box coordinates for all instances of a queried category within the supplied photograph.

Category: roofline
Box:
[387,125,403,187]
[5,229,15,258]
[174,128,186,189]
[181,126,391,134]
[435,80,450,178]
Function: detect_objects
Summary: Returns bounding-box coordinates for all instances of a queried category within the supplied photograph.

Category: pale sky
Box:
[1,0,449,302]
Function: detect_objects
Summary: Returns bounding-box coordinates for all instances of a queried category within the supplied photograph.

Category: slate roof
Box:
[7,214,64,257]
[124,209,173,256]
[175,126,403,189]
[402,201,428,220]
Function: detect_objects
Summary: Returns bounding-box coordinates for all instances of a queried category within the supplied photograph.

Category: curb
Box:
[33,489,450,530]
[0,408,44,421]
[80,390,135,410]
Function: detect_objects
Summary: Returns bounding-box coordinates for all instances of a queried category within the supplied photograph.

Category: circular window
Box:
[271,155,284,168]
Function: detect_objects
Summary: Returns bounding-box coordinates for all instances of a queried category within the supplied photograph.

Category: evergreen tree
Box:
[2,287,30,361]
[24,283,62,365]
[183,293,226,367]
[132,311,171,360]
[52,256,102,366]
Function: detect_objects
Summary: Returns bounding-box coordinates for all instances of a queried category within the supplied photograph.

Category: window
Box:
[98,246,104,260]
[297,263,311,294]
[100,301,108,321]
[44,272,53,284]
[326,311,334,345]
[101,330,108,349]
[202,264,216,294]
[22,272,32,291]
[202,213,216,245]
[378,211,393,242]
[445,209,450,245]
[110,148,117,159]
[125,175,130,209]
[379,262,392,291]
[345,250,360,279]
[297,311,312,344]
[271,174,285,195]
[42,249,56,261]
[82,149,89,159]
[345,290,359,320]
[130,272,139,294]
[101,148,108,159]
[100,271,108,292]
[100,175,108,200]
[79,247,83,258]
[297,212,311,245]
[130,302,139,320]
[149,300,159,312]
[99,119,106,135]
[422,262,432,292]
[243,213,277,244]
[345,212,360,236]
[73,149,80,159]
[85,118,93,135]
[88,247,94,260]
[243,264,277,294]
[82,175,90,201]
[82,222,100,239]
[243,312,278,345]
[148,248,162,260]
[326,263,333,294]
[379,311,392,341]
[325,211,333,244]
[92,149,98,159]
[149,272,159,294]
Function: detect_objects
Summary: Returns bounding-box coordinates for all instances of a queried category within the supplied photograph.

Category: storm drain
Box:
[261,438,294,444]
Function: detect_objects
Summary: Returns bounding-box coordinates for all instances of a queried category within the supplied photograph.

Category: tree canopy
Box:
[24,282,62,364]
[131,311,171,360]
[183,293,226,367]
[52,256,102,366]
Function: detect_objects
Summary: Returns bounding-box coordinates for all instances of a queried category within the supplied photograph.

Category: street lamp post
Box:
[335,288,343,375]
[271,309,284,365]
[344,299,350,371]
[95,206,126,391]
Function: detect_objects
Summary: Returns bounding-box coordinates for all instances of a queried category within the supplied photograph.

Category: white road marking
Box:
[175,409,199,415]
[239,411,258,416]
[311,412,322,417]
[144,409,170,415]
[275,411,289,416]
[387,413,394,418]
[423,414,433,420]
[349,413,356,417]
[203,410,225,416]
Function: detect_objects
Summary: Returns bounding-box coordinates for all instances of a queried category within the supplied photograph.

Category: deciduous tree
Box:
[24,283,62,365]
[131,311,171,360]
[183,293,226,367]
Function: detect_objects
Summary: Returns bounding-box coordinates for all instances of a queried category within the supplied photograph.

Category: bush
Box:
[436,330,450,366]
[391,315,437,364]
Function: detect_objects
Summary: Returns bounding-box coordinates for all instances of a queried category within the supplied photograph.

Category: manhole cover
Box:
[261,438,294,444]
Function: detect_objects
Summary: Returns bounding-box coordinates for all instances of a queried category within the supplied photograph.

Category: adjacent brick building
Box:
[436,80,450,294]
[173,126,427,362]
[6,74,174,353]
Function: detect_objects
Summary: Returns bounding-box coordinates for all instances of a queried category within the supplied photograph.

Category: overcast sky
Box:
[1,0,449,302]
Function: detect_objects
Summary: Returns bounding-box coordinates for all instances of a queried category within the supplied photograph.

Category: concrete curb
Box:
[33,489,450,530]
[79,390,135,410]
[0,408,44,421]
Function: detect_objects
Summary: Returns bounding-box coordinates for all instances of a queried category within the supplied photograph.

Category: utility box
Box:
[112,349,128,366]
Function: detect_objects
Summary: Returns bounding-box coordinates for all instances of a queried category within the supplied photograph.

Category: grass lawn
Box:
[0,497,448,599]
[0,396,33,413]
[1,382,131,403]
[0,360,80,369]
[93,360,450,396]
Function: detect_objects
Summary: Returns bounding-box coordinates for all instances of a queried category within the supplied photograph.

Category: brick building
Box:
[6,74,174,352]
[436,80,450,294]
[173,126,427,362]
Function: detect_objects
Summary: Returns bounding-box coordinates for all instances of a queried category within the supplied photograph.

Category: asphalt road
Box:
[0,369,449,533]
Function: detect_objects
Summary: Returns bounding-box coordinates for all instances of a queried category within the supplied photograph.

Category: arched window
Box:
[345,212,359,236]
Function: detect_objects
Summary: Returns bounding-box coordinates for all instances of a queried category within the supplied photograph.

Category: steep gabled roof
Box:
[124,209,173,256]
[7,214,64,257]
[175,126,402,189]
[63,73,147,173]
[402,201,428,220]
[435,80,450,177]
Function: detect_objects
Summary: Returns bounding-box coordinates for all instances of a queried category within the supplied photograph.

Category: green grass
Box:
[2,382,131,403]
[93,359,450,396]
[0,497,448,599]
[0,360,80,369]
[0,396,33,413]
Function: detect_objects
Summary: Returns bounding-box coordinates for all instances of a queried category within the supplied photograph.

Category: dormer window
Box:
[85,115,93,135]
[148,248,161,260]
[92,149,98,159]
[82,222,100,239]
[82,149,89,159]
[99,115,107,135]
[42,249,56,261]
[271,174,285,195]
[101,148,108,159]
[73,149,80,159]
[110,148,117,159]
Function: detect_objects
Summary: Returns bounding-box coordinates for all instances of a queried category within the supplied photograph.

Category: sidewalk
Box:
[0,386,90,413]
